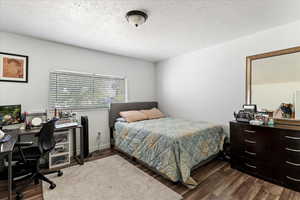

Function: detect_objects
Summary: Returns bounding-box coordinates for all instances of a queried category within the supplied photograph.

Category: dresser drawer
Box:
[284,177,300,191]
[282,163,300,191]
[244,142,256,154]
[231,156,257,174]
[240,124,259,137]
[284,150,300,165]
[281,129,300,138]
[243,148,257,159]
[243,157,258,174]
[234,156,273,179]
[242,128,257,141]
[282,133,300,150]
[231,122,258,155]
[243,132,256,142]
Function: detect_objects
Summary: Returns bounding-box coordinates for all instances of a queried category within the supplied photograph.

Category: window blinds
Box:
[49,71,126,109]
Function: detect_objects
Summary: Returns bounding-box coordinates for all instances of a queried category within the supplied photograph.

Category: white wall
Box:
[0,32,156,152]
[156,20,300,124]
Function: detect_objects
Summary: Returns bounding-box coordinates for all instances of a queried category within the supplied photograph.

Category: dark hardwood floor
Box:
[0,180,43,200]
[1,149,300,200]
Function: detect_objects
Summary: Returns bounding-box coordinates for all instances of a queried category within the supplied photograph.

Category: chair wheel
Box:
[57,171,63,177]
[34,179,40,185]
[49,183,56,190]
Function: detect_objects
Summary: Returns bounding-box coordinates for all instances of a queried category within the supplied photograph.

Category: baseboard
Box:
[90,143,111,152]
[74,143,110,155]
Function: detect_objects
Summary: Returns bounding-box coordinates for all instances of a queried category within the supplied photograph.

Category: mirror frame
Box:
[246,46,300,104]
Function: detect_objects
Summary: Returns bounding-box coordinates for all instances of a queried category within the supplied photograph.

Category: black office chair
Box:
[11,119,63,200]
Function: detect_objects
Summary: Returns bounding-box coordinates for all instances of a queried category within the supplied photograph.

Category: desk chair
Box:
[11,120,63,200]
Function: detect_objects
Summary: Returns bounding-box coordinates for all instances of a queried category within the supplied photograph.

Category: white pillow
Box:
[116,117,127,122]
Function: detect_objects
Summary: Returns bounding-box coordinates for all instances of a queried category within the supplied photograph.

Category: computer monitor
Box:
[0,104,22,128]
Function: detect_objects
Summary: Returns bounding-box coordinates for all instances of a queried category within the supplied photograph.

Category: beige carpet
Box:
[43,155,182,200]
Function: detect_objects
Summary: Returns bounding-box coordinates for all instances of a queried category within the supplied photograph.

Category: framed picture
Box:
[0,52,28,83]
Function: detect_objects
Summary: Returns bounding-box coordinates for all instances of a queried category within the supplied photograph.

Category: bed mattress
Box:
[114,117,228,187]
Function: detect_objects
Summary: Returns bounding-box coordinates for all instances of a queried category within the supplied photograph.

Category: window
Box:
[49,71,126,109]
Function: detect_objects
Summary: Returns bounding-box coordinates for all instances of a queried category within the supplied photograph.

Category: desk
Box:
[0,131,17,200]
[19,125,84,165]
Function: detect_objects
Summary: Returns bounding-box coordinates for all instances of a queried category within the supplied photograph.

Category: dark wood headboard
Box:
[109,101,158,128]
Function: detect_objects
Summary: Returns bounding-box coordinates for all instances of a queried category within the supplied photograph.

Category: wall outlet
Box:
[97,132,102,150]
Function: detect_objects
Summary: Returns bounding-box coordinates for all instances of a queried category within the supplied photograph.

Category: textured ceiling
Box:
[1,0,300,62]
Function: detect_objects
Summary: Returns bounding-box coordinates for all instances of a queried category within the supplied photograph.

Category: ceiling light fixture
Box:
[126,10,148,27]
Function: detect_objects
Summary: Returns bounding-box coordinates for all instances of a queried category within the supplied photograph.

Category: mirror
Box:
[246,46,300,123]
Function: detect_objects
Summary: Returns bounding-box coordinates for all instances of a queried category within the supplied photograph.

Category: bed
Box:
[109,102,228,188]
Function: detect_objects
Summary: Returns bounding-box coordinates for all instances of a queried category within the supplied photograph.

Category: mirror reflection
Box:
[251,52,300,119]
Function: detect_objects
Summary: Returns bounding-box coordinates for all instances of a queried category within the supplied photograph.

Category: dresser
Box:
[230,121,300,192]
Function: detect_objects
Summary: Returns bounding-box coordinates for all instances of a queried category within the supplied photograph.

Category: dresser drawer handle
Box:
[285,136,300,140]
[245,150,256,156]
[244,130,256,134]
[286,148,300,152]
[286,161,300,167]
[287,176,300,182]
[245,139,256,144]
[245,163,256,169]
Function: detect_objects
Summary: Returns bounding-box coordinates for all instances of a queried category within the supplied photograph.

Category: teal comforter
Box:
[114,118,228,187]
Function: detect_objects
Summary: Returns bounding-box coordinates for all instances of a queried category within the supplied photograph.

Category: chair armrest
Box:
[15,141,34,147]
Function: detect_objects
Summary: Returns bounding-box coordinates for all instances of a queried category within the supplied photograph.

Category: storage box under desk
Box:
[49,130,71,169]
